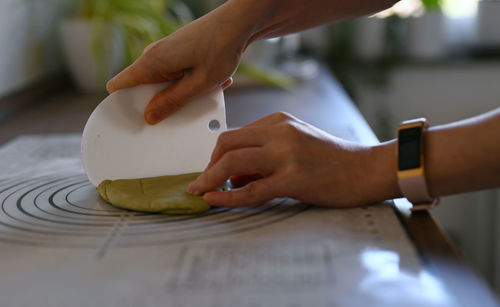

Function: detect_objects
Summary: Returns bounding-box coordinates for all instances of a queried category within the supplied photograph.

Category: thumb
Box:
[144,74,210,125]
[106,62,148,94]
[106,56,184,93]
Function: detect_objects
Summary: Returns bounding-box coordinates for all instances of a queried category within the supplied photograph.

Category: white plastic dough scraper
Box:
[81,83,226,187]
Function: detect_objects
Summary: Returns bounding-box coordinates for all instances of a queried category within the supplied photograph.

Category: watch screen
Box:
[398,127,421,170]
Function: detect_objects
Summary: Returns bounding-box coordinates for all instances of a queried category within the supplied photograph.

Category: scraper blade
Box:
[81,83,226,186]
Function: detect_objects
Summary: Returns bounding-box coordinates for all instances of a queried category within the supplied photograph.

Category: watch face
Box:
[398,126,421,170]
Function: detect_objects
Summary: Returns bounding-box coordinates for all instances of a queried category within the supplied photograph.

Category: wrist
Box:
[219,0,281,47]
[365,140,402,203]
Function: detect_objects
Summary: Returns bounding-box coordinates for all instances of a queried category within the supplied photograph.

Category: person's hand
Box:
[187,112,400,208]
[106,5,251,125]
[106,0,400,125]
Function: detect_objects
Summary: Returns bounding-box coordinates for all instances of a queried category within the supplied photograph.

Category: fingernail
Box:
[187,182,198,195]
[105,82,113,93]
[145,111,161,125]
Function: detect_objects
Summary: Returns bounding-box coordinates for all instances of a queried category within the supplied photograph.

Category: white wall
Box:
[0,0,64,98]
[355,60,500,293]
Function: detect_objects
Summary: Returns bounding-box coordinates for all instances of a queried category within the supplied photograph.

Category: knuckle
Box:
[204,167,223,187]
[143,41,159,55]
[217,130,231,143]
[274,111,292,120]
[198,171,211,188]
[217,154,236,176]
[244,182,259,199]
[245,181,274,205]
[272,112,292,122]
[223,151,241,168]
[216,131,233,150]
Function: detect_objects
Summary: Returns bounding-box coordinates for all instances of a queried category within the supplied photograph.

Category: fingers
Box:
[144,73,209,124]
[206,127,269,169]
[110,66,228,124]
[203,176,278,207]
[106,40,185,94]
[106,61,151,93]
[187,112,310,208]
[221,78,233,90]
[230,174,262,188]
[205,112,298,168]
[189,147,274,195]
[244,111,298,128]
[106,63,185,93]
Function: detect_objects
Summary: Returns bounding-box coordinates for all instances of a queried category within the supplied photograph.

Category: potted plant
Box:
[59,0,295,93]
[59,0,189,93]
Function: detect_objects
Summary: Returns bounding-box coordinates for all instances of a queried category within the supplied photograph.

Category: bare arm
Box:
[188,108,500,207]
[351,107,500,205]
[228,0,398,45]
[425,107,500,196]
[107,0,397,124]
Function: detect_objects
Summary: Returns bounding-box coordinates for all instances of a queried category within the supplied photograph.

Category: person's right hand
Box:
[106,5,250,125]
[188,112,400,208]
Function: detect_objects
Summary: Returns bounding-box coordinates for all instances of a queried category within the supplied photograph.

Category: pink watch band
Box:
[398,174,438,210]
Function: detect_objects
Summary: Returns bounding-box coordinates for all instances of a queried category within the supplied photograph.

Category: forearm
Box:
[371,108,500,202]
[426,108,500,196]
[217,0,398,47]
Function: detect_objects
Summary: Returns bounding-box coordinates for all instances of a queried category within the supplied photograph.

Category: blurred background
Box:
[0,0,499,295]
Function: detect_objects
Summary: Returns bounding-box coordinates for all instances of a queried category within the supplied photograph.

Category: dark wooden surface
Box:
[0,85,104,145]
[1,68,498,305]
[0,75,70,124]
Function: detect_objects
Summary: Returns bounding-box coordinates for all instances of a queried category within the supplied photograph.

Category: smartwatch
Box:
[397,118,439,211]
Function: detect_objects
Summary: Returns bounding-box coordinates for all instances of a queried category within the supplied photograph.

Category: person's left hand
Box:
[187,112,398,208]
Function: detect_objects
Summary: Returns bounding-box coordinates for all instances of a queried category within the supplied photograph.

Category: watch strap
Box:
[398,174,439,210]
[397,118,439,211]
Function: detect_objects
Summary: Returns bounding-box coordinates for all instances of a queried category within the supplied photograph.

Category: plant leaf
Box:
[237,63,297,90]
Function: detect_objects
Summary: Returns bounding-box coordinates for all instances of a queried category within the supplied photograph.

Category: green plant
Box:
[237,63,297,90]
[64,0,295,89]
[71,0,188,68]
[421,0,442,11]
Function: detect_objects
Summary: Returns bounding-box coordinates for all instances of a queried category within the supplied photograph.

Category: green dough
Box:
[97,172,210,215]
